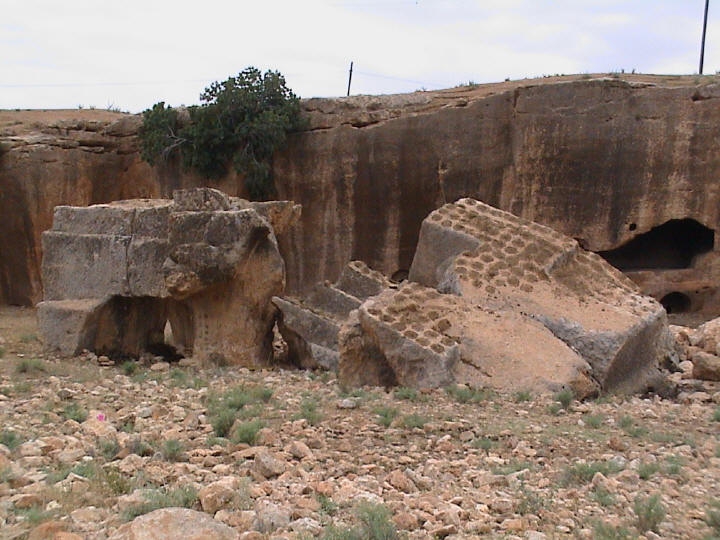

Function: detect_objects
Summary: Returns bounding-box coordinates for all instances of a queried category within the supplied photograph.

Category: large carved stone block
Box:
[339,199,673,396]
[38,188,298,367]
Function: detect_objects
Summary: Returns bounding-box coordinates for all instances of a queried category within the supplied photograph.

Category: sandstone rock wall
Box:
[2,75,719,316]
[273,77,720,321]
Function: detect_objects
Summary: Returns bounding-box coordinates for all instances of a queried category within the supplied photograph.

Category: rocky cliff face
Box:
[2,74,719,320]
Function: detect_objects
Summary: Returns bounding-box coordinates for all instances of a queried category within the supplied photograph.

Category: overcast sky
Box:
[2,0,717,112]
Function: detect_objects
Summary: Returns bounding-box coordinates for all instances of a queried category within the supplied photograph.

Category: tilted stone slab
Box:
[339,282,598,396]
[407,198,671,394]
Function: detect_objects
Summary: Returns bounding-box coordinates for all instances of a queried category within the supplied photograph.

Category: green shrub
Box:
[514,390,532,403]
[139,67,305,200]
[634,493,665,533]
[713,406,720,422]
[207,384,272,436]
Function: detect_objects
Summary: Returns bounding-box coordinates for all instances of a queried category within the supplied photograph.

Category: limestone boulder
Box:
[108,507,239,540]
[340,199,673,396]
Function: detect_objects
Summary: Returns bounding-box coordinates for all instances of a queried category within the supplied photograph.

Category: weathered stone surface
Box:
[340,199,672,395]
[108,507,240,540]
[38,188,297,366]
[691,350,720,381]
[273,260,390,370]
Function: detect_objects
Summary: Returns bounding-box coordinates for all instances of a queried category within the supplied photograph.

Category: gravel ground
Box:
[1,307,719,540]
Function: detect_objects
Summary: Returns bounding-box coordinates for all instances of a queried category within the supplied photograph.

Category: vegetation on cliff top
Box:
[138,67,304,200]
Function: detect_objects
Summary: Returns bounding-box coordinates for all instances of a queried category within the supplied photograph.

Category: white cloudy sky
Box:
[2,0,717,112]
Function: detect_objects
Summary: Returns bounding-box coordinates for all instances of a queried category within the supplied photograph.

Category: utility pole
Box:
[700,0,710,74]
[347,61,354,97]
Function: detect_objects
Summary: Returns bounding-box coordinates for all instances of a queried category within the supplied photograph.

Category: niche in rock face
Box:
[81,296,187,360]
[598,219,715,271]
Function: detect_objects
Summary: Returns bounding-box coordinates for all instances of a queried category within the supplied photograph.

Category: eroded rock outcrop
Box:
[3,75,719,322]
[338,199,673,396]
[38,188,300,366]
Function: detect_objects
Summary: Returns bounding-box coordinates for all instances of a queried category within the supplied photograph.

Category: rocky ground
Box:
[1,306,719,539]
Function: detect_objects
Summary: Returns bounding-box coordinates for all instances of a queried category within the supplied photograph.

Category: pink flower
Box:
[96,413,106,422]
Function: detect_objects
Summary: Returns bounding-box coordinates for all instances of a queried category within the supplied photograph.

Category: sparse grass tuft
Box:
[555,388,574,410]
[491,459,532,476]
[401,413,427,430]
[592,486,616,507]
[394,387,418,401]
[296,395,322,426]
[231,419,265,445]
[619,415,648,438]
[562,460,624,486]
[514,390,532,403]
[161,439,185,462]
[61,402,88,423]
[444,385,490,403]
[592,520,635,539]
[472,436,495,452]
[0,429,24,451]
[15,505,54,526]
[210,407,236,438]
[19,333,38,344]
[207,384,273,436]
[354,500,399,540]
[121,360,139,376]
[638,461,660,480]
[712,406,720,423]
[121,485,198,521]
[374,406,399,428]
[706,498,720,535]
[15,357,46,374]
[584,414,605,428]
[98,438,120,461]
[317,493,339,516]
[634,493,665,533]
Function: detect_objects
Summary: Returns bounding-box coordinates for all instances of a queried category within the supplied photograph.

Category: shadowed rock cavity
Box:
[38,188,300,366]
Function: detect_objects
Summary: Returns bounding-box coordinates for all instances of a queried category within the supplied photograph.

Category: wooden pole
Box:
[700,0,710,74]
[347,61,354,96]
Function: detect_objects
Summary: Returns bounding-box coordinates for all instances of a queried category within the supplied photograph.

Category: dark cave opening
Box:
[598,219,715,271]
[660,292,692,314]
